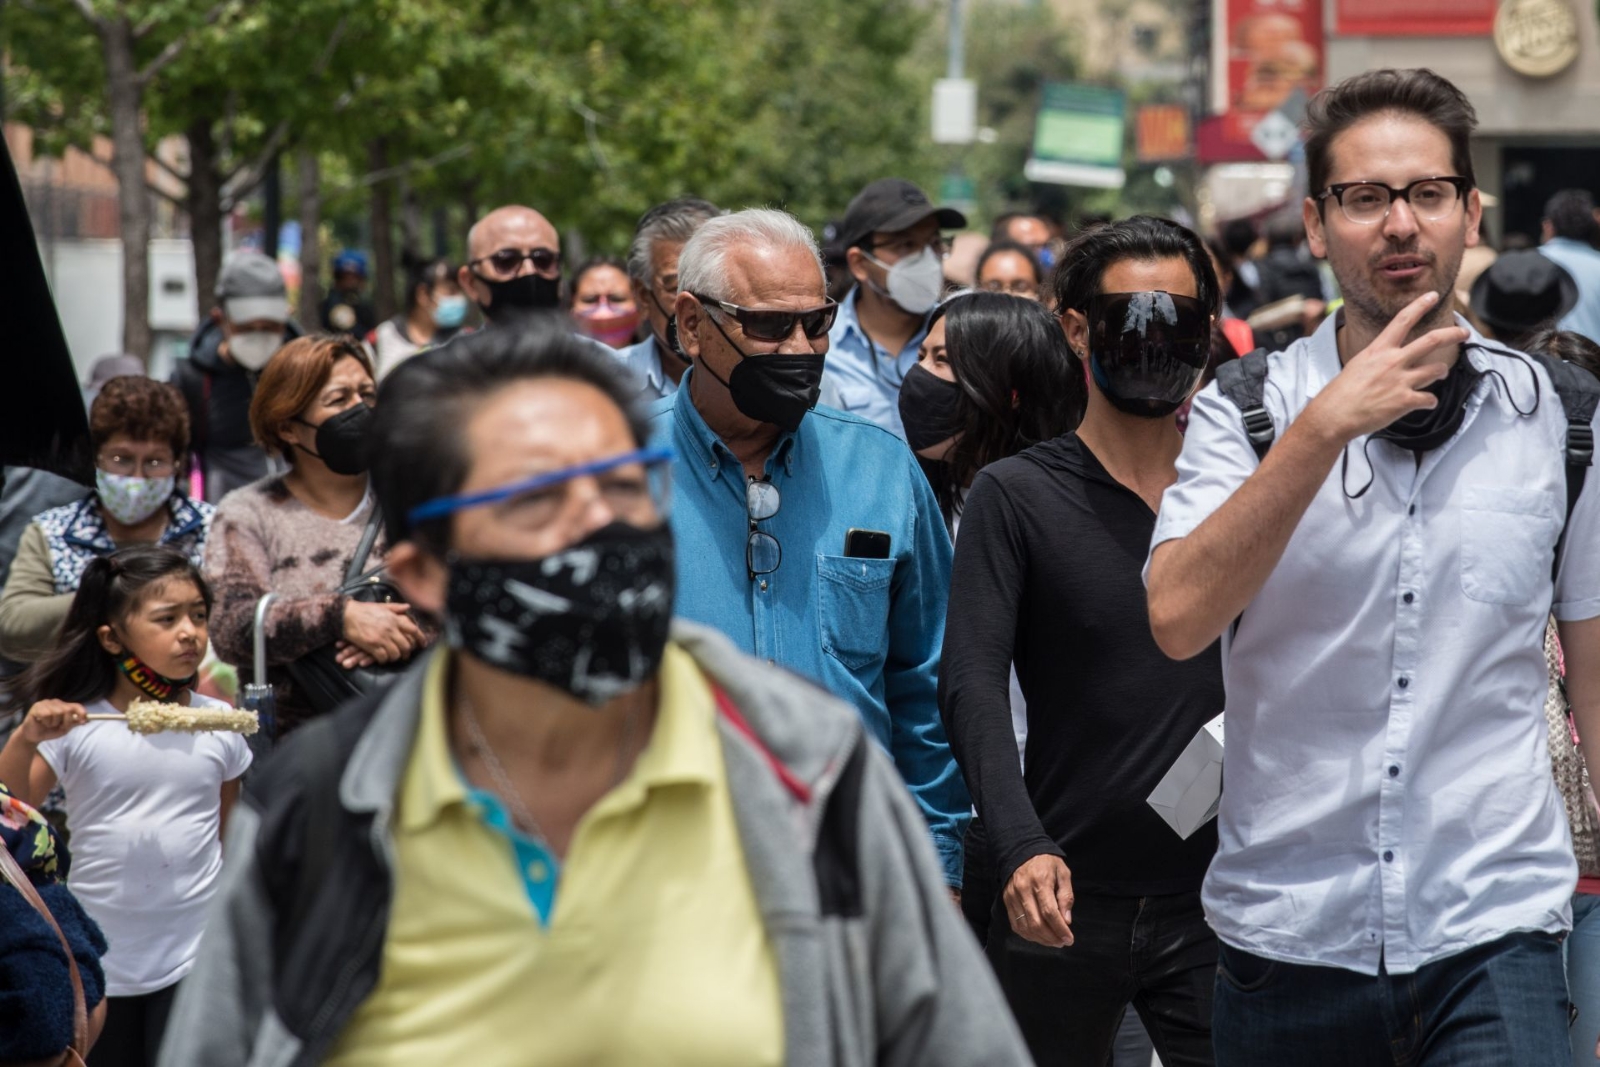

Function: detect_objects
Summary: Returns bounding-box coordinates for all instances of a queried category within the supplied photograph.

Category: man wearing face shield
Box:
[824,178,967,439]
[158,318,1029,1067]
[649,208,968,891]
[941,216,1226,1066]
[173,251,300,503]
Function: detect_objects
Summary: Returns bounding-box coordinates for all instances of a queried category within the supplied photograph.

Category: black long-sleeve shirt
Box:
[940,433,1224,896]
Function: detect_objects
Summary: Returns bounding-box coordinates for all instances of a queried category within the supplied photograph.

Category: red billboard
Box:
[1336,0,1495,37]
[1204,0,1323,163]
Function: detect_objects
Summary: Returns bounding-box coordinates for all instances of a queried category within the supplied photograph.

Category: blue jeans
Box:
[1214,932,1571,1066]
[1568,893,1600,1067]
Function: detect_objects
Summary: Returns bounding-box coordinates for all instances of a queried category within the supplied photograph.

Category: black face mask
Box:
[295,403,373,476]
[1372,354,1484,453]
[698,311,825,433]
[647,289,687,365]
[898,363,965,452]
[1342,342,1536,499]
[1087,291,1210,419]
[445,521,675,706]
[473,271,562,321]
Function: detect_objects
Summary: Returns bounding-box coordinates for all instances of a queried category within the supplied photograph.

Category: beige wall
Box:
[1325,5,1600,136]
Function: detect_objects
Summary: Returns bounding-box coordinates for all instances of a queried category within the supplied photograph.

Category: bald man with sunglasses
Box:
[650,208,969,890]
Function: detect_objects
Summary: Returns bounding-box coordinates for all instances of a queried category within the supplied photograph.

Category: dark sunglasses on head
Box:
[692,293,838,343]
[471,247,560,276]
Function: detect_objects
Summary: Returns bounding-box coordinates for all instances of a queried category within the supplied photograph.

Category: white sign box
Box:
[1148,714,1224,839]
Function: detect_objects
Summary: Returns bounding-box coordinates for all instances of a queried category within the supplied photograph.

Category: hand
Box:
[20,700,88,744]
[334,640,377,670]
[342,601,423,665]
[1003,854,1075,948]
[1303,291,1468,444]
[949,887,962,908]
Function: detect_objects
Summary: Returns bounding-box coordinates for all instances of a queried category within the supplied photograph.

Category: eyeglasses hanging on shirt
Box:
[746,477,781,581]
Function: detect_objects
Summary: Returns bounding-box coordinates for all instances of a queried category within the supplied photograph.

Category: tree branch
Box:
[68,0,99,24]
[134,0,235,86]
[323,144,474,200]
[146,180,185,209]
[147,150,190,190]
[218,120,292,211]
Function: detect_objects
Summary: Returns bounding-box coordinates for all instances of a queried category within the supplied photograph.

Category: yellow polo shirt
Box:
[324,645,783,1065]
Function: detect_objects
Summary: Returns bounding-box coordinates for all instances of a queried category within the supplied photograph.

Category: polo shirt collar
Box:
[399,644,718,834]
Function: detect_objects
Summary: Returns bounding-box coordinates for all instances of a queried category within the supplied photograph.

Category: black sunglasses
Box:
[471,247,560,276]
[692,294,839,343]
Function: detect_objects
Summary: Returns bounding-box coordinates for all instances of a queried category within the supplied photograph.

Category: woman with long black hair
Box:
[898,290,1085,531]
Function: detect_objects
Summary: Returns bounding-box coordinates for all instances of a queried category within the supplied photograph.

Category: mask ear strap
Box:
[1462,342,1541,418]
[1341,437,1379,500]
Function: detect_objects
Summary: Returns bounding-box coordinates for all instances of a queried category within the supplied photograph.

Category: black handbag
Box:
[284,510,410,717]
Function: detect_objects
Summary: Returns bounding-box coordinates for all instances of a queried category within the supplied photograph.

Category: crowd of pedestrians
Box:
[2,65,1599,1067]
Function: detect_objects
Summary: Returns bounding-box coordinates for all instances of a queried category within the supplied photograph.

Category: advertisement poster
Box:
[1337,0,1495,37]
[1209,0,1323,160]
[1136,105,1191,163]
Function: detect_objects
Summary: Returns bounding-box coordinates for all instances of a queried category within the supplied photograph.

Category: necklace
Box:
[456,689,648,842]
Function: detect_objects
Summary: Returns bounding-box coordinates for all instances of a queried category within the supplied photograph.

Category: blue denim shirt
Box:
[821,287,930,440]
[650,376,968,883]
[1540,238,1600,344]
[614,336,682,403]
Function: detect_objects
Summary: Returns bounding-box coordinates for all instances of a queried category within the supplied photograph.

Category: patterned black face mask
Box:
[444,522,675,706]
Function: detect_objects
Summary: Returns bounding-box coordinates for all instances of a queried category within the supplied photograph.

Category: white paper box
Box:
[1147,714,1225,839]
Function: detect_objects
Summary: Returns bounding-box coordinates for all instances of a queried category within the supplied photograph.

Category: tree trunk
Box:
[367,138,396,322]
[186,118,224,314]
[100,17,152,360]
[296,150,322,328]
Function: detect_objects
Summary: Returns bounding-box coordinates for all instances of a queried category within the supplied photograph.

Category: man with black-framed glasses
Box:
[457,205,566,324]
[825,178,966,439]
[650,207,969,891]
[1146,67,1600,1065]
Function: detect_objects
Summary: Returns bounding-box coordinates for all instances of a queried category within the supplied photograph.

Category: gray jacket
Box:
[158,620,1031,1066]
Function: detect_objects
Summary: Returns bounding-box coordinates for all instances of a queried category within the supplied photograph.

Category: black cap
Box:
[839,178,967,250]
[1469,250,1578,340]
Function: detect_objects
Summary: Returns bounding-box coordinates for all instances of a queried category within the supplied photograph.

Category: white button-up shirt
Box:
[1148,315,1600,975]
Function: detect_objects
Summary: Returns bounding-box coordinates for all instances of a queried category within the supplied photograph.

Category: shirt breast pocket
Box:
[817,554,896,671]
[1460,485,1562,605]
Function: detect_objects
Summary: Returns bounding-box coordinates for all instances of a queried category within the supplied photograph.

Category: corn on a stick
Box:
[86,699,259,735]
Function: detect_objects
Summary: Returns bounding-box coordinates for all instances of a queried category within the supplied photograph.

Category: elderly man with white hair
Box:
[650,207,969,889]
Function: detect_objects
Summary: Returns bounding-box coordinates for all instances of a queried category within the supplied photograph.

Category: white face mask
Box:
[228,330,281,371]
[96,470,175,526]
[865,245,945,315]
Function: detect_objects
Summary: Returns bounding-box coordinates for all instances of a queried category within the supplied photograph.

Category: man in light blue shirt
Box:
[824,179,966,439]
[1539,189,1600,344]
[614,198,722,402]
[651,207,968,885]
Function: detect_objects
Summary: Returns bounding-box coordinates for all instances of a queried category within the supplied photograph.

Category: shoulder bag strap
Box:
[345,504,384,585]
[0,846,87,1063]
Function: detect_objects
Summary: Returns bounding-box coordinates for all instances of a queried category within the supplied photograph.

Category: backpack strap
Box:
[1528,353,1599,582]
[1213,348,1275,460]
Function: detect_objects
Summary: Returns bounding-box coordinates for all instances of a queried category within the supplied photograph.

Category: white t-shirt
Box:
[38,692,252,996]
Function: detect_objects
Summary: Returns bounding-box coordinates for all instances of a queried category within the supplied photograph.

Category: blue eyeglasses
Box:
[407,446,675,525]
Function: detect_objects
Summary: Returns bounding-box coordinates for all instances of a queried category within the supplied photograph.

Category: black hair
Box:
[14,546,210,709]
[401,253,458,314]
[989,212,1046,244]
[1544,190,1600,244]
[1264,215,1305,251]
[975,240,1044,287]
[1220,218,1257,259]
[372,314,652,552]
[1521,326,1600,379]
[923,291,1085,522]
[566,255,631,309]
[1304,68,1477,202]
[1051,215,1221,319]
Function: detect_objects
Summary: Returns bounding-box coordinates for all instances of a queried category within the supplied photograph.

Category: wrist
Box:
[1291,398,1355,455]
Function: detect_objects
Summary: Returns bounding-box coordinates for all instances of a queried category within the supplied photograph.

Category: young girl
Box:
[0,545,251,1067]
